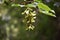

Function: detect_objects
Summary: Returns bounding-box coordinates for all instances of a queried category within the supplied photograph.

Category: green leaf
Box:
[37,3,56,17]
[11,4,36,8]
[40,10,56,17]
[37,3,55,13]
[50,10,55,14]
[11,4,20,7]
[11,4,25,7]
[26,4,36,8]
[38,3,51,11]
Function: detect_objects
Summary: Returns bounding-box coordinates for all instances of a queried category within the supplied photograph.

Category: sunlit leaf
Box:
[38,3,51,11]
[38,3,56,17]
[11,4,25,7]
[38,3,55,14]
[40,10,56,17]
[50,10,55,14]
[26,4,36,7]
[11,4,20,6]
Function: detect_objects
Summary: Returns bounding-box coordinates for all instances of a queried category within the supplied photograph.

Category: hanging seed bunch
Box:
[22,8,36,30]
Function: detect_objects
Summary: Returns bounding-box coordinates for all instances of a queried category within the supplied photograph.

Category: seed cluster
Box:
[22,8,36,30]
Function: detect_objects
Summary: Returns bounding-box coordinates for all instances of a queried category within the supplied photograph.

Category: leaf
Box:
[37,3,56,17]
[40,10,56,17]
[11,4,36,8]
[37,3,55,13]
[38,3,51,11]
[26,4,36,8]
[11,4,25,7]
[11,4,20,6]
[50,10,55,14]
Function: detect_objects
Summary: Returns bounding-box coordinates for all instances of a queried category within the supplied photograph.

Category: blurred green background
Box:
[0,0,60,40]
